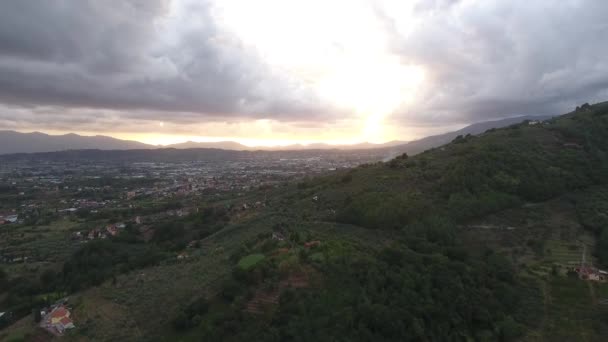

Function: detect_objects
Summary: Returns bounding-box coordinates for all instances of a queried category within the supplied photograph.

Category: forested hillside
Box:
[323,102,608,228]
[148,102,608,341]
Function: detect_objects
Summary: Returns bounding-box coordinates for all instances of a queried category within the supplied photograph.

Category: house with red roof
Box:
[574,266,607,282]
[42,305,75,335]
[304,241,321,249]
[106,224,118,236]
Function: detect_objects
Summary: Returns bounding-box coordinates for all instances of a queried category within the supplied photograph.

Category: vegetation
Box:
[0,201,230,328]
[329,102,608,230]
[159,102,608,341]
[4,102,608,341]
[237,254,266,270]
[62,240,163,291]
[574,185,608,266]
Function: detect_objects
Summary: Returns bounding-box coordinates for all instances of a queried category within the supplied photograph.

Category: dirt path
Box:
[540,280,551,341]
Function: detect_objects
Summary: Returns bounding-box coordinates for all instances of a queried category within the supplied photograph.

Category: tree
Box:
[39,269,56,288]
[452,135,466,143]
[33,308,42,323]
[172,311,191,331]
[341,173,353,183]
[498,316,524,341]
[0,267,7,290]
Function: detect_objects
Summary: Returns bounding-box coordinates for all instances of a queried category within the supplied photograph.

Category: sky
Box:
[0,0,607,146]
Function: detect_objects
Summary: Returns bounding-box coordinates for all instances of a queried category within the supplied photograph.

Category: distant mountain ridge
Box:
[0,130,150,154]
[167,141,251,150]
[164,140,408,151]
[0,115,552,154]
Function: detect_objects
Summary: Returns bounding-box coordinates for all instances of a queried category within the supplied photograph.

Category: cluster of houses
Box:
[57,198,115,215]
[72,222,126,241]
[574,266,608,282]
[271,231,322,249]
[0,211,18,225]
[304,241,321,249]
[40,303,75,336]
[66,198,110,208]
[124,182,195,201]
[272,232,285,241]
[137,225,155,242]
[238,201,266,211]
[133,208,193,226]
[177,251,189,260]
[0,254,28,263]
[166,208,192,217]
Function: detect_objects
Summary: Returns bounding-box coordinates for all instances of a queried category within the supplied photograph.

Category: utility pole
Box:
[581,243,586,268]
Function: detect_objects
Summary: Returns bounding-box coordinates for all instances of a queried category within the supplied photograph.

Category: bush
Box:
[498,316,525,341]
[340,174,353,183]
[237,254,265,270]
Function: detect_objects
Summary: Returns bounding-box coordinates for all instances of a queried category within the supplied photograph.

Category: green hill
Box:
[6,102,608,341]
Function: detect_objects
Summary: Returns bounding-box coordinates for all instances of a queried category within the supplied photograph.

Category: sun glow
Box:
[317,56,425,142]
[213,0,426,143]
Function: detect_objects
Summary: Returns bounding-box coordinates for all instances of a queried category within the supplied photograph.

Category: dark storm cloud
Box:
[386,0,608,124]
[0,0,331,126]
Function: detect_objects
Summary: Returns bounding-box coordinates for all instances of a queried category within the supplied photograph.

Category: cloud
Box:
[383,0,608,124]
[0,0,607,140]
[0,0,336,126]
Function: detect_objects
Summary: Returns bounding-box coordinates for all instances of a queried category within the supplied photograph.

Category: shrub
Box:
[237,254,265,270]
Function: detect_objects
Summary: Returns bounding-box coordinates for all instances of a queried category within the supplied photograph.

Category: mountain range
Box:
[167,140,408,151]
[0,115,551,155]
[0,131,149,154]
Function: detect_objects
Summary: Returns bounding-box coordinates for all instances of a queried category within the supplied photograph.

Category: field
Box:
[237,254,265,270]
[0,218,94,265]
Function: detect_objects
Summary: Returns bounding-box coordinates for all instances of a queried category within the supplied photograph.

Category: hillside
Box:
[3,103,608,341]
[393,114,554,155]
